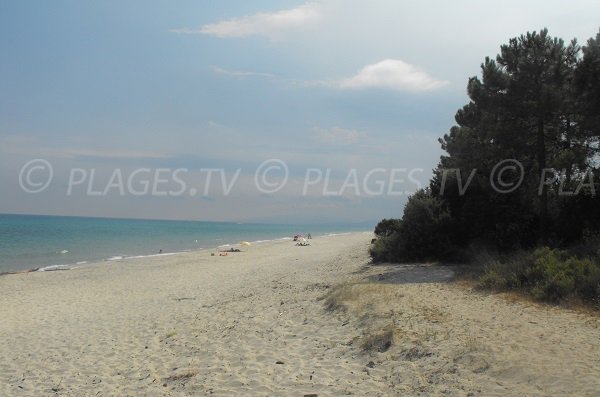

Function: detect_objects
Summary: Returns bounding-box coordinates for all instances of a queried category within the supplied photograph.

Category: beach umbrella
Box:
[240,241,251,246]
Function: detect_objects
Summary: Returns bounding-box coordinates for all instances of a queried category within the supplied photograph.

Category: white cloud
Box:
[211,66,276,79]
[312,126,367,145]
[168,27,198,34]
[170,3,321,40]
[339,59,448,92]
[210,59,448,93]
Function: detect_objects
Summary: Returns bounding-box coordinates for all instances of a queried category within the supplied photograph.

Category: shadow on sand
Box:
[365,263,455,285]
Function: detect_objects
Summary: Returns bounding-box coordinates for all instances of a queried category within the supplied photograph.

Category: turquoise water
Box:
[0,214,372,273]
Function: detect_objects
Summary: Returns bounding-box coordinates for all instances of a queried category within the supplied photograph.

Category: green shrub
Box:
[477,252,529,290]
[478,268,505,289]
[370,189,458,263]
[369,232,401,262]
[373,218,402,237]
[477,247,600,306]
[528,248,599,302]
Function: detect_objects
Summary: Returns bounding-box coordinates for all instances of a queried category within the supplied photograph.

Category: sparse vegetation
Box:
[323,282,404,315]
[476,245,600,306]
[164,370,198,383]
[361,326,394,353]
[323,281,452,357]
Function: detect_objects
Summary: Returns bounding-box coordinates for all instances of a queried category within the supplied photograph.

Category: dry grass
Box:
[419,305,447,323]
[361,326,395,352]
[323,279,462,367]
[463,277,600,316]
[323,282,404,316]
[164,370,198,382]
[464,334,482,352]
[324,281,449,355]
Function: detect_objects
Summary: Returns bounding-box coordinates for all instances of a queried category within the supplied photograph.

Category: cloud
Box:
[210,59,447,93]
[339,59,448,92]
[211,66,276,79]
[311,126,367,145]
[207,120,226,129]
[170,3,321,40]
[168,27,198,34]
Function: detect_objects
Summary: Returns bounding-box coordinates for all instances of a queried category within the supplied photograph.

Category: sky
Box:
[1,1,599,224]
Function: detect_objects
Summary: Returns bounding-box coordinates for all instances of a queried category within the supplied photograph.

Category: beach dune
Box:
[1,233,599,396]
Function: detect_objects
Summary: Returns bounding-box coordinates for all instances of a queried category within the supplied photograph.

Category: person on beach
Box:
[219,248,241,253]
[307,233,312,239]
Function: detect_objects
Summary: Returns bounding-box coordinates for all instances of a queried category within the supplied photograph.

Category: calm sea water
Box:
[0,214,372,273]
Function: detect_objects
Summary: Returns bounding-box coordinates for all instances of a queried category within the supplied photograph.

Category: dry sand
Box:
[0,233,599,396]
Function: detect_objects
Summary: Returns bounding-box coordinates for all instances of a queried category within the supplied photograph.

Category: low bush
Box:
[369,232,401,262]
[370,189,459,263]
[476,247,600,306]
[528,248,600,302]
[373,218,402,237]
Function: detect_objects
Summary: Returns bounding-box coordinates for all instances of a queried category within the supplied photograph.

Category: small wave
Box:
[107,256,124,261]
[123,252,180,260]
[59,250,69,254]
[38,264,70,272]
[76,261,88,265]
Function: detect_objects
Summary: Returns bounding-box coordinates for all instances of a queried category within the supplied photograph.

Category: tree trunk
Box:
[537,117,548,244]
[565,115,572,185]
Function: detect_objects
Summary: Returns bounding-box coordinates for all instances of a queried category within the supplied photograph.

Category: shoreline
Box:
[0,230,369,276]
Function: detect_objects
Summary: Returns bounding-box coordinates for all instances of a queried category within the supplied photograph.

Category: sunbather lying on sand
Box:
[219,248,242,252]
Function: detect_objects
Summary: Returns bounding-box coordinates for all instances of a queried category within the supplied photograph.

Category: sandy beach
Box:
[1,232,599,396]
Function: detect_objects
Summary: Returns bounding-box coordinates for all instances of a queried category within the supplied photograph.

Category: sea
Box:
[0,214,373,274]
